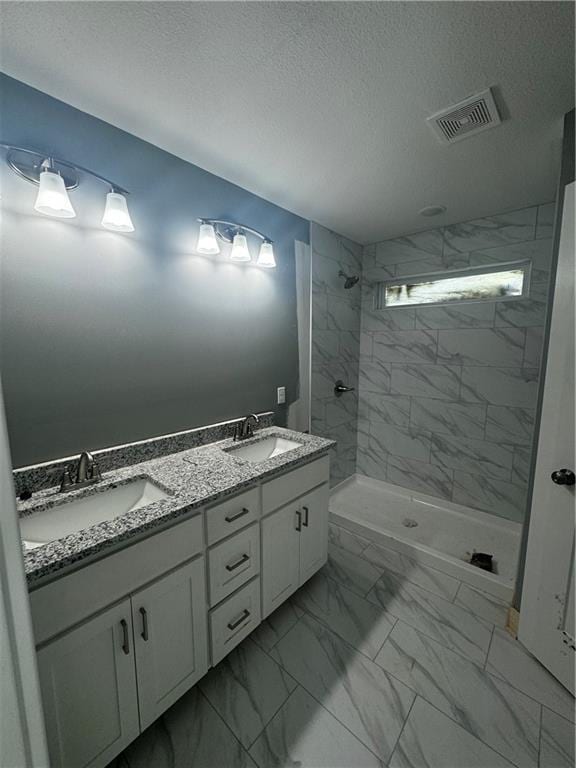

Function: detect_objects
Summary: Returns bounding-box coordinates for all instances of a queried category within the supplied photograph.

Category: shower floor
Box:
[330,474,521,601]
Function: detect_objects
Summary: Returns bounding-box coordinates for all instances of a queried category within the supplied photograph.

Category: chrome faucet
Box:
[233,414,260,442]
[60,451,102,492]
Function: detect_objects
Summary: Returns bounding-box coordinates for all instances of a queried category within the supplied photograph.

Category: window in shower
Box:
[376,261,531,309]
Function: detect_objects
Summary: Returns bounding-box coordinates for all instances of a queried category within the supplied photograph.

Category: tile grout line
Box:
[413,692,537,768]
[483,624,496,670]
[484,666,575,724]
[371,631,547,765]
[364,575,495,666]
[386,691,418,766]
[370,616,399,662]
[257,622,396,766]
[452,579,463,605]
[359,550,470,606]
[197,687,259,763]
[536,700,544,767]
[244,679,301,755]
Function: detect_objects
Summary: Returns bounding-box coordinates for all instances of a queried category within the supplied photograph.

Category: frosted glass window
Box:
[379,263,529,309]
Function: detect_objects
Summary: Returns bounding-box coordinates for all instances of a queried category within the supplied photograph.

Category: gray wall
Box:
[0,75,309,467]
[310,223,362,486]
[357,203,555,522]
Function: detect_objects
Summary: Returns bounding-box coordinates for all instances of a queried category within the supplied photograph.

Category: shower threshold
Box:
[330,474,521,602]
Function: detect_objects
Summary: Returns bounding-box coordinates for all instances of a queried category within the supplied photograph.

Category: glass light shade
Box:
[257,241,276,268]
[101,192,134,232]
[196,222,220,254]
[34,170,76,218]
[230,232,251,262]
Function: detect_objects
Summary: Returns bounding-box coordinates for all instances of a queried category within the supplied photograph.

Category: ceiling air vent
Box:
[427,88,501,144]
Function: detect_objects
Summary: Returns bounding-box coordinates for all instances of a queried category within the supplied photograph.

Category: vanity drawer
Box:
[208,524,260,606]
[209,577,261,665]
[262,455,330,515]
[206,487,260,545]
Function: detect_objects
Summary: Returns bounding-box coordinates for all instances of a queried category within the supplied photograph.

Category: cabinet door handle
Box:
[295,509,302,532]
[139,607,149,641]
[120,619,130,655]
[225,553,250,572]
[302,505,309,528]
[225,507,250,523]
[227,609,250,631]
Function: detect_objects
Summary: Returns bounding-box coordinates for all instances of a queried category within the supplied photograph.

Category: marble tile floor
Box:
[108,527,574,768]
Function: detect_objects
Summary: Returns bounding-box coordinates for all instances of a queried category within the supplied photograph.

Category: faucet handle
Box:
[59,467,74,492]
[89,460,102,481]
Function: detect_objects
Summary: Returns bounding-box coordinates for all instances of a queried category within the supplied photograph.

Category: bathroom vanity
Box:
[17,427,332,768]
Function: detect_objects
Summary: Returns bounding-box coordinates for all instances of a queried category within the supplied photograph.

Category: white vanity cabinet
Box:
[37,599,140,768]
[261,457,330,617]
[37,556,207,768]
[298,483,330,583]
[31,450,330,768]
[131,557,208,730]
[261,501,301,616]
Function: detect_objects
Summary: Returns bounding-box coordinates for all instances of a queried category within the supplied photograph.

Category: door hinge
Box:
[561,630,576,651]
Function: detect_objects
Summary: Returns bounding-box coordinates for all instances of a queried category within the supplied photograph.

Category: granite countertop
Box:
[18,427,334,587]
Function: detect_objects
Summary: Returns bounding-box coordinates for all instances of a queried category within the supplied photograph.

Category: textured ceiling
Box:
[0,1,573,243]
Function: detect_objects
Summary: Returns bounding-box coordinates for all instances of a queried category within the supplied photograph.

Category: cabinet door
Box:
[299,483,329,585]
[262,502,301,618]
[131,557,208,730]
[37,599,139,768]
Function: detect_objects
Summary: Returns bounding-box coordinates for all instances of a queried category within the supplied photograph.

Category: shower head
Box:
[338,269,359,289]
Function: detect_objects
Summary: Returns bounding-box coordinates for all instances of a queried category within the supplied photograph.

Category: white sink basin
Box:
[20,478,168,550]
[226,436,302,462]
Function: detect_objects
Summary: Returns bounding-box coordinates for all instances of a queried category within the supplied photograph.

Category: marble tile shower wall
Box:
[311,223,363,486]
[357,202,555,522]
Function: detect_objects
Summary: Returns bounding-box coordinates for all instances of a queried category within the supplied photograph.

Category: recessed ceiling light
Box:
[419,205,447,217]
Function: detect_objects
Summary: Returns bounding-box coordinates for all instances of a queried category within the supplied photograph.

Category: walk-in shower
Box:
[310,202,555,606]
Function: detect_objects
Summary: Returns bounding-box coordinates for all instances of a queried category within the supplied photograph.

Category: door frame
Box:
[0,379,49,766]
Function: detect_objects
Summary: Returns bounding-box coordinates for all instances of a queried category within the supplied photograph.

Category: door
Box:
[519,182,575,693]
[132,557,208,729]
[299,483,330,584]
[37,598,139,768]
[262,502,301,618]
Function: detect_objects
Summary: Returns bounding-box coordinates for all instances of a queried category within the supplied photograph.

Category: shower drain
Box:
[402,518,418,528]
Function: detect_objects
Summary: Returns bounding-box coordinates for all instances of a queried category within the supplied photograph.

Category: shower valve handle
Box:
[334,380,355,397]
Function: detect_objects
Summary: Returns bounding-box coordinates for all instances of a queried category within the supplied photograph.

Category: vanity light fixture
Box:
[257,240,276,269]
[101,190,134,232]
[196,221,220,254]
[1,144,135,232]
[230,231,251,262]
[34,163,76,218]
[196,218,276,268]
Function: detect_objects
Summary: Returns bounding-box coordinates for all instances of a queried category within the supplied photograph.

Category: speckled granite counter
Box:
[18,427,334,587]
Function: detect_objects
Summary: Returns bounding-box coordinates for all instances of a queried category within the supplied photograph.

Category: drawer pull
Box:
[302,505,309,527]
[227,609,250,631]
[225,507,250,523]
[225,553,250,572]
[295,509,302,532]
[120,619,130,655]
[139,607,149,641]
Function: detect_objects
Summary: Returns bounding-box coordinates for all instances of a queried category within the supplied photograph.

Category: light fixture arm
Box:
[198,218,273,245]
[1,143,130,194]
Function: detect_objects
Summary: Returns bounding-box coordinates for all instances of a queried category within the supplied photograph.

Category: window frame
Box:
[375,259,532,310]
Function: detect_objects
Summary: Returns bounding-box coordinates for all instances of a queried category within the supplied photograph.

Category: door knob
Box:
[551,469,575,486]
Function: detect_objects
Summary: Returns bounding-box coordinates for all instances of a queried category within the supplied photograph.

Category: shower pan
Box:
[330,474,521,601]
